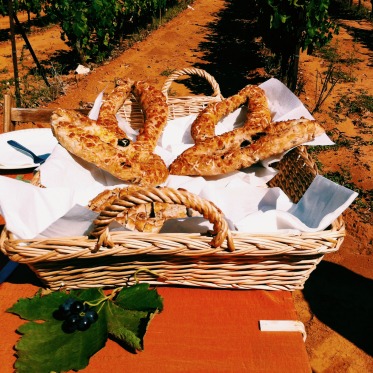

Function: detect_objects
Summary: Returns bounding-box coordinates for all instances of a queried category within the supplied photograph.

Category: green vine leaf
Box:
[7,284,163,373]
[115,282,164,312]
[104,301,149,351]
[108,283,164,351]
[15,313,107,373]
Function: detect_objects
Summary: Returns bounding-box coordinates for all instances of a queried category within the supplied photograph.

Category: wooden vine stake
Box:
[7,0,50,107]
[8,0,21,106]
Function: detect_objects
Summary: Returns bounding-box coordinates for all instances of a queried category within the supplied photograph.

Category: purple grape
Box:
[53,297,75,320]
[77,316,91,331]
[85,309,98,323]
[62,314,80,333]
[70,300,84,314]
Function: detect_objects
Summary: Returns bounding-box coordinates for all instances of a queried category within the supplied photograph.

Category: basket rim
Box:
[0,213,345,264]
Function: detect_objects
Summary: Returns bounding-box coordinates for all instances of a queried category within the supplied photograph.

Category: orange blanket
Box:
[0,268,311,373]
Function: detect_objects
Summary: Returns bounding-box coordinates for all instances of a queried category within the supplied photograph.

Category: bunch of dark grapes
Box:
[53,298,98,333]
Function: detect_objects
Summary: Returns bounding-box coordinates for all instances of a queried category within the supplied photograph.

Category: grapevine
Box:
[44,0,177,63]
[258,0,339,91]
[0,0,48,18]
[2,0,340,88]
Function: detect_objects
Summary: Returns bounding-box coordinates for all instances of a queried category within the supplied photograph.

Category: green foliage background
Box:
[258,0,339,90]
[45,0,176,62]
[2,0,178,62]
[1,0,347,86]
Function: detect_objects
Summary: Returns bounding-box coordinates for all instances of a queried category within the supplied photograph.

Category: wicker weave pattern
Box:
[90,186,235,252]
[0,147,345,291]
[116,68,223,126]
[1,211,344,291]
[161,67,223,119]
[161,67,223,99]
[268,146,319,203]
[0,68,346,291]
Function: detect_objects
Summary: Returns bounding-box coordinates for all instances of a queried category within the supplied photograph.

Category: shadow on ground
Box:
[0,256,43,288]
[340,21,373,66]
[183,0,373,95]
[194,0,269,95]
[303,261,373,357]
[173,0,270,97]
[330,1,373,65]
[39,50,80,76]
[0,14,53,42]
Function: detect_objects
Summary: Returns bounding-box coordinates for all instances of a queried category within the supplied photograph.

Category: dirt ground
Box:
[0,0,372,372]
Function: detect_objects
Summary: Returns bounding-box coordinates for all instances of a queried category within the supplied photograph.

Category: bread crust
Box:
[191,85,271,143]
[170,117,324,176]
[88,186,188,233]
[169,83,325,176]
[133,80,169,151]
[51,79,169,186]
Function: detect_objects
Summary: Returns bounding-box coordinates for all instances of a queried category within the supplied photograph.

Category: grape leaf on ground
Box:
[104,300,150,351]
[7,284,163,373]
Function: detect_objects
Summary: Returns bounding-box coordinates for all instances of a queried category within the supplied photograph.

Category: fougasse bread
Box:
[51,79,169,186]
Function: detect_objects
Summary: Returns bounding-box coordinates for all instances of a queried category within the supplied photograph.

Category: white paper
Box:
[260,78,314,121]
[288,175,358,230]
[0,176,79,238]
[38,205,99,238]
[75,64,90,75]
[88,90,104,120]
[236,175,358,233]
[40,145,127,197]
[160,216,214,234]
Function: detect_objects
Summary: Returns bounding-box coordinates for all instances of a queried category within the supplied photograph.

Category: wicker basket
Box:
[116,67,223,128]
[0,68,345,291]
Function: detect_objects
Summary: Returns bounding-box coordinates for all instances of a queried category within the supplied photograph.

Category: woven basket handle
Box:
[161,67,223,99]
[90,186,234,252]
